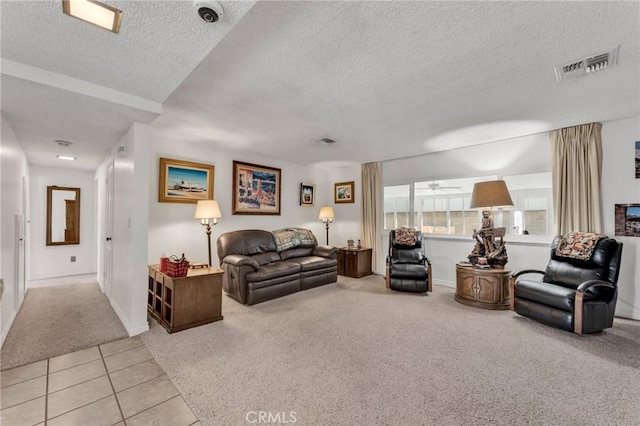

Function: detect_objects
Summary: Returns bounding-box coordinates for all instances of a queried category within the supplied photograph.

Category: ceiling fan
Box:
[427,181,462,192]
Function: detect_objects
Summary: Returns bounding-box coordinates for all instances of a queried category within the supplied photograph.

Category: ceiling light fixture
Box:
[62,0,123,34]
[57,155,77,161]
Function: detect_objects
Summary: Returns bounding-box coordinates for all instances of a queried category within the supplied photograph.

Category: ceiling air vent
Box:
[55,139,72,147]
[312,136,337,146]
[554,46,619,82]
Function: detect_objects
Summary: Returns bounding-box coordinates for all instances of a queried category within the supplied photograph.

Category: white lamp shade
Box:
[318,206,335,220]
[194,200,222,219]
[469,180,514,209]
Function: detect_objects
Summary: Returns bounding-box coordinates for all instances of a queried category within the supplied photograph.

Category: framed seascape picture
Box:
[614,204,640,237]
[334,181,355,204]
[158,157,214,204]
[300,183,315,206]
[232,161,281,215]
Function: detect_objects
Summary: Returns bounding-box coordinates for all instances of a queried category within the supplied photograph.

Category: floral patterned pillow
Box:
[556,231,607,261]
[395,227,417,246]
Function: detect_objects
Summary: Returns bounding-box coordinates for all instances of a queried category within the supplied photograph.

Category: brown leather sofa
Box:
[216,229,338,305]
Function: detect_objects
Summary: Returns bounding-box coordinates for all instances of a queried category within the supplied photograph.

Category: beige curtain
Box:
[550,122,603,235]
[361,162,382,274]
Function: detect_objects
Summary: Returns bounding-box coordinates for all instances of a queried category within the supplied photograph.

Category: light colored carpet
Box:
[141,275,640,426]
[1,278,129,370]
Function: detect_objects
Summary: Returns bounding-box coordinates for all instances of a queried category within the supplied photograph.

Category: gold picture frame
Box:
[232,161,281,215]
[158,157,214,204]
[334,181,355,204]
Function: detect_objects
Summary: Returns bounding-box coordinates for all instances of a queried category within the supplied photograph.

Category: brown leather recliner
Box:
[510,235,623,334]
[385,229,432,293]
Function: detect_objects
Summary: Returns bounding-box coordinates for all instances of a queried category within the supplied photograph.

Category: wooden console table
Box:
[147,265,223,333]
[455,264,511,310]
[337,247,372,278]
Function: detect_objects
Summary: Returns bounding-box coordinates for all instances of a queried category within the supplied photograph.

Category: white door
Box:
[14,214,25,307]
[104,162,114,298]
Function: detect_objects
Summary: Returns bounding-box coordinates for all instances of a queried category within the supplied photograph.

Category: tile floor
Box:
[1,336,200,426]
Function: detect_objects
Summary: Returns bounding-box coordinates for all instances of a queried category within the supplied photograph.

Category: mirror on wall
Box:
[46,186,81,246]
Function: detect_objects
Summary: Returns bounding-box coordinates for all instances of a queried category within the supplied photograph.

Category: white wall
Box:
[601,116,640,320]
[383,117,640,320]
[105,123,150,336]
[384,132,551,184]
[29,167,96,280]
[322,165,362,249]
[1,115,28,345]
[147,139,361,267]
[96,126,360,337]
[383,132,554,284]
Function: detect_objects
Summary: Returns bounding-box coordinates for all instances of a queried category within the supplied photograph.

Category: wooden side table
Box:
[455,264,511,310]
[337,247,372,278]
[148,265,224,333]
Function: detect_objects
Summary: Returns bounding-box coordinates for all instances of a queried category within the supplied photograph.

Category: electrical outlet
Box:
[71,256,76,262]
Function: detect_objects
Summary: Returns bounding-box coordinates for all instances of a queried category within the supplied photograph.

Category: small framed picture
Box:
[158,157,214,204]
[300,183,315,206]
[334,181,355,204]
[615,204,640,236]
[635,141,639,178]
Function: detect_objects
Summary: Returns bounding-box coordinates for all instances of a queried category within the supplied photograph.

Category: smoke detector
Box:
[55,139,72,147]
[312,136,337,146]
[554,46,619,82]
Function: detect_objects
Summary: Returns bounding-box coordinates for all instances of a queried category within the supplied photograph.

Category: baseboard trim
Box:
[110,298,149,337]
[127,322,150,336]
[434,279,455,289]
[1,309,17,348]
[615,305,640,321]
[433,278,639,321]
[29,271,97,281]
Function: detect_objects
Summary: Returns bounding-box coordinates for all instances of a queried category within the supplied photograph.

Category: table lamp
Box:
[468,180,513,268]
[194,200,222,266]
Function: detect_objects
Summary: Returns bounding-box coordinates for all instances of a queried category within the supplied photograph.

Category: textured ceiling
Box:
[1,1,639,171]
[0,0,255,170]
[1,0,254,101]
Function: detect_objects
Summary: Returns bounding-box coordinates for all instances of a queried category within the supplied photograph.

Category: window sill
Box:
[422,233,552,247]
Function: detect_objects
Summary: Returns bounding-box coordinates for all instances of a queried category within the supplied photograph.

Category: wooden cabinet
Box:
[147,265,224,333]
[455,265,511,310]
[337,248,372,278]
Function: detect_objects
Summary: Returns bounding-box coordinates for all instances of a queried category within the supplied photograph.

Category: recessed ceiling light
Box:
[62,0,123,34]
[57,155,77,161]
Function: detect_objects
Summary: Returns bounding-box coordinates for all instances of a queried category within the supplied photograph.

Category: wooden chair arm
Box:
[511,269,544,280]
[576,280,615,293]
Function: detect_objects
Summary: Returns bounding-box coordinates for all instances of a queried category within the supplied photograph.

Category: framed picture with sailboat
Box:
[232,160,281,215]
[158,157,214,204]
